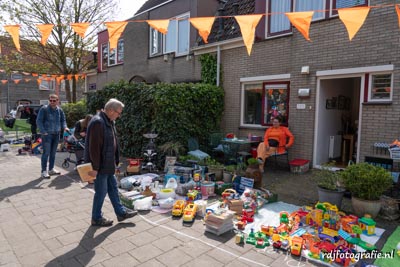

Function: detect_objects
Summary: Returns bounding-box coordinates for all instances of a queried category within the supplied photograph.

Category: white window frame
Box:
[267,0,292,37]
[163,12,190,56]
[368,72,393,102]
[241,82,264,127]
[101,43,108,71]
[149,28,162,56]
[39,79,55,91]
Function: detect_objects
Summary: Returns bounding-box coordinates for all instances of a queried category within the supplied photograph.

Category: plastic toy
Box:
[235,232,244,244]
[290,236,304,256]
[245,228,256,245]
[182,203,197,223]
[171,200,186,217]
[396,242,400,256]
[358,216,376,236]
[187,189,199,202]
[221,188,237,199]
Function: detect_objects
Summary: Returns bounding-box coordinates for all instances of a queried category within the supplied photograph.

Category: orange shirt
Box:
[263,126,294,154]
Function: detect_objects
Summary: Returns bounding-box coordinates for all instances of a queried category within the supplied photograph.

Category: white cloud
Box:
[116,0,148,20]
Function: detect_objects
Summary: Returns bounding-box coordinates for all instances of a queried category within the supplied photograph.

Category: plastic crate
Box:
[289,159,310,174]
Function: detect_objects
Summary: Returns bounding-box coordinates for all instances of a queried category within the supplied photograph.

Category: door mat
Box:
[374,226,400,267]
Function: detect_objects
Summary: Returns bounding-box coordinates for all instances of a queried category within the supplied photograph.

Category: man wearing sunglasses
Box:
[37,94,69,179]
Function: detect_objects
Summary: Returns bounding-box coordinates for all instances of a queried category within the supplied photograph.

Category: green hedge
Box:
[62,99,89,128]
[86,81,224,158]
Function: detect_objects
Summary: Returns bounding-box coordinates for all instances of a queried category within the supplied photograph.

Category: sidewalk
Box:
[0,147,395,266]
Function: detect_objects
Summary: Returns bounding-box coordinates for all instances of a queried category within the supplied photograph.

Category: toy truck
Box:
[182,203,197,223]
[171,200,186,217]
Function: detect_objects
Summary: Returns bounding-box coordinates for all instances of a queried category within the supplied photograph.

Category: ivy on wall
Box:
[86,81,224,158]
[199,53,222,86]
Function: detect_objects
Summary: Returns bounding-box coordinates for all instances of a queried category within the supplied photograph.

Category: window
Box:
[150,28,162,56]
[117,39,124,63]
[241,81,290,126]
[295,0,325,21]
[39,79,55,91]
[163,13,190,56]
[331,0,368,16]
[263,82,290,125]
[101,43,108,71]
[268,0,292,36]
[369,73,392,101]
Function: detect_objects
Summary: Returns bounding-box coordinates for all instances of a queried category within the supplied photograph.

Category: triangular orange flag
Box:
[338,7,370,41]
[24,78,31,82]
[74,74,80,80]
[189,17,215,44]
[14,79,21,84]
[58,75,65,79]
[146,19,170,34]
[105,21,128,51]
[285,11,314,41]
[36,24,54,45]
[234,14,263,56]
[1,80,8,84]
[37,79,42,85]
[67,74,73,80]
[4,25,21,52]
[32,73,38,77]
[396,5,400,28]
[70,22,91,38]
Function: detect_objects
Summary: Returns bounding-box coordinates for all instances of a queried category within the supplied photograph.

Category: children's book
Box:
[77,163,95,182]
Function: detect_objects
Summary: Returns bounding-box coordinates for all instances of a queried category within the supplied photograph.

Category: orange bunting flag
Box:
[285,11,314,41]
[32,73,38,77]
[51,74,57,78]
[58,75,65,79]
[55,77,62,85]
[74,74,80,80]
[37,79,42,85]
[41,74,47,78]
[36,24,54,45]
[146,19,170,34]
[24,78,31,82]
[105,21,129,51]
[234,14,263,56]
[1,80,8,84]
[67,74,73,80]
[396,5,400,28]
[338,7,370,41]
[4,25,21,52]
[70,22,91,38]
[189,17,215,43]
[14,79,21,84]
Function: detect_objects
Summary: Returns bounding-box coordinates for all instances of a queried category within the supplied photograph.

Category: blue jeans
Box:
[41,133,59,172]
[92,173,126,221]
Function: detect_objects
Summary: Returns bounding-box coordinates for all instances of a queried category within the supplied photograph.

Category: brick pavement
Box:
[0,146,379,267]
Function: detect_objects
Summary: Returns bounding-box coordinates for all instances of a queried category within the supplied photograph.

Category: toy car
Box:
[182,203,197,223]
[290,236,304,256]
[171,200,186,217]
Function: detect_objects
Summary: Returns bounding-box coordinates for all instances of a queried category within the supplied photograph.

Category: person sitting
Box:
[257,116,294,172]
[74,114,93,140]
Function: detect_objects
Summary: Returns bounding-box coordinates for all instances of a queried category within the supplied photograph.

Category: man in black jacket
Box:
[85,98,137,227]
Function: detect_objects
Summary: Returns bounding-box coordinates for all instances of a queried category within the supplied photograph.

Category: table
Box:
[221,138,260,163]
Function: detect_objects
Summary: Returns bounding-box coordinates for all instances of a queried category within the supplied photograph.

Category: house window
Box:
[241,81,290,126]
[39,79,55,91]
[331,0,368,16]
[263,82,290,125]
[117,39,124,63]
[369,73,392,101]
[242,83,263,125]
[295,0,325,21]
[150,28,162,56]
[101,43,108,71]
[109,47,116,66]
[163,13,190,56]
[268,0,292,36]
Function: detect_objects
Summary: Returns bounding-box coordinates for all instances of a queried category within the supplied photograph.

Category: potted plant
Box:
[313,162,345,209]
[340,162,393,218]
[206,158,225,181]
[159,141,185,172]
[223,165,236,183]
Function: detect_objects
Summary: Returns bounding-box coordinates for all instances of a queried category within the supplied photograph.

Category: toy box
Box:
[289,159,310,174]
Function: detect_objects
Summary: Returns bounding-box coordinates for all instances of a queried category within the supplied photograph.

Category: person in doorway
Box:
[84,98,137,227]
[257,116,294,173]
[74,114,93,140]
[25,106,38,140]
[36,94,69,179]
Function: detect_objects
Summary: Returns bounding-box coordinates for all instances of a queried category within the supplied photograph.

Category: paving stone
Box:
[60,257,85,267]
[126,231,158,247]
[61,219,90,232]
[104,227,134,242]
[178,240,212,258]
[126,220,154,234]
[155,247,192,267]
[0,250,19,265]
[37,226,67,240]
[103,239,137,257]
[129,243,164,263]
[12,238,47,257]
[43,238,64,251]
[75,247,112,267]
[237,249,275,266]
[56,230,87,246]
[18,249,54,266]
[147,225,174,238]
[152,235,183,252]
[102,252,139,267]
[136,258,166,267]
[181,253,224,267]
[48,242,87,262]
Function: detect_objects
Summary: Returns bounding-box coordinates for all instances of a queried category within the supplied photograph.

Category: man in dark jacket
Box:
[85,98,137,227]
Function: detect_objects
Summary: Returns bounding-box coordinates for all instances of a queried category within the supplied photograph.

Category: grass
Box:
[0,119,31,133]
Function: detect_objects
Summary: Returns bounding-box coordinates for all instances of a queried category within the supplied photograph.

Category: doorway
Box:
[314,76,362,167]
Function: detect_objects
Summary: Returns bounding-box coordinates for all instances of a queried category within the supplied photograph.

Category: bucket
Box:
[201,181,215,198]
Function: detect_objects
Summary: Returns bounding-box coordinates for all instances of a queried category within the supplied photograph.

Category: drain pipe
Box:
[216,45,221,87]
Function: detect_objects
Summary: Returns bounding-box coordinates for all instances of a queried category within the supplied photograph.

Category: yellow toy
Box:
[182,203,197,223]
[171,200,186,217]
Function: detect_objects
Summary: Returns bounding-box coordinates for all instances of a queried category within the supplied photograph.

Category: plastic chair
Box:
[188,137,210,160]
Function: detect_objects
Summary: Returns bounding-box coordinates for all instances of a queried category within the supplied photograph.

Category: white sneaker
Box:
[41,171,50,179]
[48,169,61,175]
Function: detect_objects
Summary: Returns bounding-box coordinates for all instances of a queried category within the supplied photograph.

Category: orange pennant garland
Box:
[36,24,54,45]
[1,80,8,84]
[285,11,314,41]
[234,14,263,56]
[338,7,370,41]
[396,5,400,28]
[146,19,170,34]
[24,78,31,82]
[189,17,215,43]
[37,79,42,85]
[70,22,91,38]
[74,74,80,80]
[105,21,128,51]
[32,73,38,77]
[14,79,21,84]
[4,25,21,52]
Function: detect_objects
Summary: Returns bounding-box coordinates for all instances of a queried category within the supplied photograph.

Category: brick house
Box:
[92,0,400,168]
[89,0,219,90]
[191,0,400,167]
